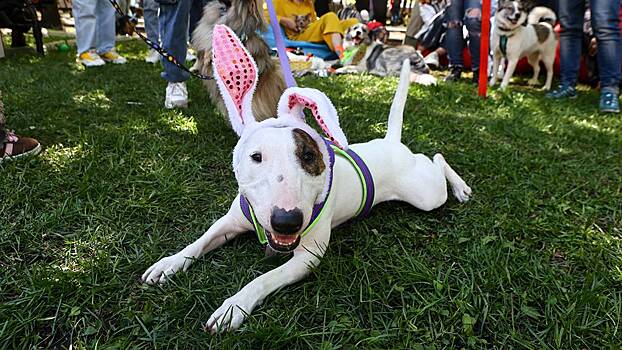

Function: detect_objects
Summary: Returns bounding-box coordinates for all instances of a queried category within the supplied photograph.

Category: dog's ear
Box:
[212,24,258,137]
[277,87,349,149]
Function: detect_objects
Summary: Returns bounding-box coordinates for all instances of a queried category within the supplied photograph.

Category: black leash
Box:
[106,0,214,80]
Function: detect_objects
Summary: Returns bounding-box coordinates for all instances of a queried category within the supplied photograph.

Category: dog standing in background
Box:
[192,0,286,123]
[490,2,558,90]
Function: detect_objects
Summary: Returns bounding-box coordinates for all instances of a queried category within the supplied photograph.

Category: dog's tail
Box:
[528,6,556,26]
[385,59,410,143]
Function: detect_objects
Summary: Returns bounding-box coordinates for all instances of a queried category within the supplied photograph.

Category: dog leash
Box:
[106,0,214,80]
[264,0,297,88]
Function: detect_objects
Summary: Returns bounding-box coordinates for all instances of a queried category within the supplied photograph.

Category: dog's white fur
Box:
[142,25,471,333]
[490,2,558,90]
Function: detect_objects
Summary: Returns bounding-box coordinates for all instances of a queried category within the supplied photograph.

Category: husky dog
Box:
[336,23,437,86]
[192,0,286,123]
[490,1,558,90]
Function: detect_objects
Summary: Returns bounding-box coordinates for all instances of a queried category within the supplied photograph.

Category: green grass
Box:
[1,41,621,349]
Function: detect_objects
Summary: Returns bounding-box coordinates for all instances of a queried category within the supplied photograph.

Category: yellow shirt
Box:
[264,0,317,38]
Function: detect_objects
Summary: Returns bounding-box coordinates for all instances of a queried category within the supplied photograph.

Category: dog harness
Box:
[499,35,509,57]
[239,138,375,244]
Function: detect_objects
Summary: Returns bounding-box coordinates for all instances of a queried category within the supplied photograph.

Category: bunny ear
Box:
[212,24,258,136]
[277,87,349,149]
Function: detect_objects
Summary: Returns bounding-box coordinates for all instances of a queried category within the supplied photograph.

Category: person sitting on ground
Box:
[410,0,448,69]
[0,91,41,163]
[270,0,359,59]
[546,1,620,114]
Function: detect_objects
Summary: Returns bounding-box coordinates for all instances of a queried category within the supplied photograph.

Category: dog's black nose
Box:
[270,207,303,234]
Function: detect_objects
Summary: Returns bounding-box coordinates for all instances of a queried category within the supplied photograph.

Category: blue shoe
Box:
[600,91,620,113]
[545,85,577,99]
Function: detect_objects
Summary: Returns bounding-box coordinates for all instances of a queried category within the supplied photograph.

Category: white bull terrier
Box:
[142,24,472,333]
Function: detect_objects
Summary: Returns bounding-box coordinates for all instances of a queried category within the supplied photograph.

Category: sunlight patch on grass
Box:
[44,143,90,170]
[571,118,615,135]
[160,113,199,135]
[72,90,111,111]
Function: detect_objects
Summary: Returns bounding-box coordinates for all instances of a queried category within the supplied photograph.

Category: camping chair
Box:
[0,0,45,57]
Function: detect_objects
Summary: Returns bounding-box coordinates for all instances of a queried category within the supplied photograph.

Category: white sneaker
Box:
[165,82,188,109]
[145,49,160,64]
[424,51,439,68]
[100,50,128,64]
[78,50,105,67]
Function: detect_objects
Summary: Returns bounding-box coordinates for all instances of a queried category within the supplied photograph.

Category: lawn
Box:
[1,41,621,349]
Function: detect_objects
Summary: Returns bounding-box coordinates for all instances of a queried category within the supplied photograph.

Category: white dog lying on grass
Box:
[142,24,471,333]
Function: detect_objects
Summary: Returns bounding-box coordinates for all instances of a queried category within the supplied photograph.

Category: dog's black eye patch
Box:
[292,128,325,176]
[251,152,262,163]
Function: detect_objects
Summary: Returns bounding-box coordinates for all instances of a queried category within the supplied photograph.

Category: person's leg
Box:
[403,1,422,47]
[296,13,352,55]
[159,0,192,108]
[391,0,401,23]
[590,0,621,92]
[464,0,481,73]
[143,0,161,44]
[159,0,192,82]
[95,0,117,55]
[558,0,584,88]
[444,0,465,80]
[72,0,97,55]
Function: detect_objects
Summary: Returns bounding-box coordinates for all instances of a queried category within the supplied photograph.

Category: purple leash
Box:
[265,0,297,88]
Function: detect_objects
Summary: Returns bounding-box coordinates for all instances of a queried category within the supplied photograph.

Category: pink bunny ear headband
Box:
[211,24,349,150]
[212,24,349,202]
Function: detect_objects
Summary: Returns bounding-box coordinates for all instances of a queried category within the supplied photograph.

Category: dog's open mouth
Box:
[266,232,301,252]
[352,36,362,45]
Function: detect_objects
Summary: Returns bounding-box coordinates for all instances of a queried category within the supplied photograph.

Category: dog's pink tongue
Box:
[212,25,257,116]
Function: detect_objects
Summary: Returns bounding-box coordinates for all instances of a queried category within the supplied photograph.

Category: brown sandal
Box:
[0,131,41,163]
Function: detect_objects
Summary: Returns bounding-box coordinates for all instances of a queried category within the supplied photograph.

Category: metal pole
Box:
[478,0,491,98]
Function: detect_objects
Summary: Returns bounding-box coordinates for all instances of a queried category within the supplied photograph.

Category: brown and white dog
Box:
[192,0,286,123]
[490,2,557,90]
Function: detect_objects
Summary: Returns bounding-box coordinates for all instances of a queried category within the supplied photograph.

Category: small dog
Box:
[294,14,311,33]
[336,23,437,86]
[192,0,286,123]
[489,2,558,90]
[142,25,471,333]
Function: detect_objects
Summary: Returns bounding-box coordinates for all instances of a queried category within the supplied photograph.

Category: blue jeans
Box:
[72,0,116,55]
[158,0,193,82]
[559,0,621,92]
[445,0,481,71]
[143,0,160,44]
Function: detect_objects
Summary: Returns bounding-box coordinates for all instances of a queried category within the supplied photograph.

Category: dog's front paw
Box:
[452,181,472,203]
[141,253,192,284]
[527,78,539,86]
[412,73,437,86]
[489,79,497,87]
[206,294,253,333]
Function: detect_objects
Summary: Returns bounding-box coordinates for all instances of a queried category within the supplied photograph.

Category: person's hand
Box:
[280,17,298,33]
